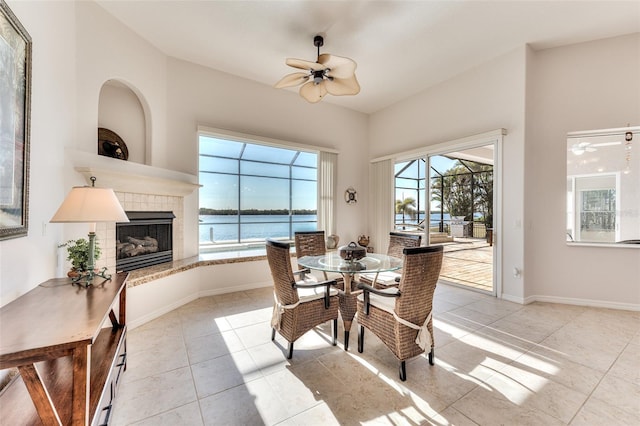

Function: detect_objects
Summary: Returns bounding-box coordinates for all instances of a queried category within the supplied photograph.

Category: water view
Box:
[199,214,318,243]
[199,213,470,244]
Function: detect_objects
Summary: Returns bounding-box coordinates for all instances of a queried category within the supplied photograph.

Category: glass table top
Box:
[297,253,403,274]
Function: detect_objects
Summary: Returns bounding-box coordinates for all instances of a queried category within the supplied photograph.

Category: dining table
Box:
[297,252,403,350]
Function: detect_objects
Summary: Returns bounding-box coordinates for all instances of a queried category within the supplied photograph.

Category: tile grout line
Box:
[565,337,638,425]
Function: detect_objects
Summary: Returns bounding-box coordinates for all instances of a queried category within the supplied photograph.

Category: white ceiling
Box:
[96,0,640,114]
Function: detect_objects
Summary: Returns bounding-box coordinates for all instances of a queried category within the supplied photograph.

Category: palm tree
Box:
[396,197,417,226]
[431,161,493,222]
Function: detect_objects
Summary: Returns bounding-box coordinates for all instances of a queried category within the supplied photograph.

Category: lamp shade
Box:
[51,186,129,223]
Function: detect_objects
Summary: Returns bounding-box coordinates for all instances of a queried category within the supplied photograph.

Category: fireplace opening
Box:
[116,211,175,271]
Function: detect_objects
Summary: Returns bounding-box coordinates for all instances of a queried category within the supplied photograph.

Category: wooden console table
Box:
[0,273,128,425]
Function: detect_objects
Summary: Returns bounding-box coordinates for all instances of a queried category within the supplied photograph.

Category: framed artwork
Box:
[0,1,31,240]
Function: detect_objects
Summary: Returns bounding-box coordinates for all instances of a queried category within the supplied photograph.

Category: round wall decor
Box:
[344,187,357,204]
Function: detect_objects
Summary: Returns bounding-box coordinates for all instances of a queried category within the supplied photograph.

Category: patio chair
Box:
[359,232,422,288]
[294,231,344,288]
[356,245,443,381]
[266,239,339,359]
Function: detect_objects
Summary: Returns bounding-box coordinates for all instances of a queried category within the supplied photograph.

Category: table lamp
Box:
[51,176,129,286]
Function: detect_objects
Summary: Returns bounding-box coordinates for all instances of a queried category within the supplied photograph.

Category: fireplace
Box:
[116,211,175,271]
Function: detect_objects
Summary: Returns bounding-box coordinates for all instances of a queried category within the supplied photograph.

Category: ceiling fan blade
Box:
[274,72,309,89]
[325,75,361,96]
[318,54,357,79]
[299,80,327,103]
[286,58,326,71]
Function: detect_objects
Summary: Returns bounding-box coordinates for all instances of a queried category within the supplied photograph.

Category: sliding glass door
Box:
[427,144,495,294]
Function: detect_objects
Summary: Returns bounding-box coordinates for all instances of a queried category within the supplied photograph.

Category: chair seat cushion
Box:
[357,287,397,314]
[296,274,319,284]
[360,271,400,286]
[297,283,338,303]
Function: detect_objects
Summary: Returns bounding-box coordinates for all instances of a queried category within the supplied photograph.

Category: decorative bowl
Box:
[338,241,367,261]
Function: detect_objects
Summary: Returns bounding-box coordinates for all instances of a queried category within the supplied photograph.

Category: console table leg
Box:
[71,345,90,426]
[18,364,62,426]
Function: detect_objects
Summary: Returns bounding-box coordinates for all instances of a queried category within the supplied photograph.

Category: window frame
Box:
[197,127,334,253]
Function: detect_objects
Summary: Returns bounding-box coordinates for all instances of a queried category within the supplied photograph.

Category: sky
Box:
[199,136,317,211]
[199,136,463,213]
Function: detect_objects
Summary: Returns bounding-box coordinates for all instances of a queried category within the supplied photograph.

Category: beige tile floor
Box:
[111,283,640,425]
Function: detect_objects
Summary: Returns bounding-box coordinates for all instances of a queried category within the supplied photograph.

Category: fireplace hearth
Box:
[116,211,175,271]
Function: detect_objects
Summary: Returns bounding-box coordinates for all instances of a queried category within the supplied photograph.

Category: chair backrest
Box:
[294,231,326,260]
[395,245,443,326]
[265,239,299,306]
[387,232,422,258]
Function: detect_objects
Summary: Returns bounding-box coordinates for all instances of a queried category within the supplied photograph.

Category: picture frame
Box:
[0,1,31,240]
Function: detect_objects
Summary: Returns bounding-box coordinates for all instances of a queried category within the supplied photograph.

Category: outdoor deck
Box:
[434,237,493,293]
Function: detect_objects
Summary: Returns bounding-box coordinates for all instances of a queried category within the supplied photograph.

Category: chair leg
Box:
[332,319,338,346]
[287,341,294,359]
[358,325,364,353]
[344,330,350,351]
[428,347,434,365]
[271,327,276,341]
[399,361,407,381]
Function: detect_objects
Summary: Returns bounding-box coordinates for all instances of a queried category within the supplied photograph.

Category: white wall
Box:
[2,1,637,325]
[369,47,528,302]
[525,33,640,308]
[0,1,369,310]
[74,1,167,166]
[127,261,272,329]
[0,0,76,388]
[98,82,147,164]
[0,1,75,305]
[165,58,370,255]
[369,35,640,308]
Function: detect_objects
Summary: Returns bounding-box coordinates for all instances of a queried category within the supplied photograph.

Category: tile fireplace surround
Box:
[94,192,184,273]
[70,150,199,275]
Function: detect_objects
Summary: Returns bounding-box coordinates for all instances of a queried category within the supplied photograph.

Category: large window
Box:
[199,134,318,251]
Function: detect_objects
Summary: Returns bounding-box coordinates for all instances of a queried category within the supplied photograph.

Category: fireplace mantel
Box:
[68,149,200,197]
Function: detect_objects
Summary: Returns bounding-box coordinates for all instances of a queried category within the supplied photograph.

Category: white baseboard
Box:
[198,281,272,298]
[499,293,526,304]
[527,294,640,311]
[499,293,639,311]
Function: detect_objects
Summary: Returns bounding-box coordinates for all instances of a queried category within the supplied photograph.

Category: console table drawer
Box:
[93,329,127,426]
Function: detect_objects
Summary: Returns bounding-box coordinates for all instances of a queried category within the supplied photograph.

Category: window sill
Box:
[126,247,295,287]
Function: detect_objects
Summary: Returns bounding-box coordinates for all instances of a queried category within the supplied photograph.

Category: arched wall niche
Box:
[97,79,151,165]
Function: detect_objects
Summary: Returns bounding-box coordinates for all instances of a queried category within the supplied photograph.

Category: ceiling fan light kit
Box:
[274,35,360,103]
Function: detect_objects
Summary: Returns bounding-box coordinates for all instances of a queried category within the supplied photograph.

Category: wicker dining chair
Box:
[356,245,443,381]
[294,231,344,288]
[266,239,339,359]
[359,232,422,289]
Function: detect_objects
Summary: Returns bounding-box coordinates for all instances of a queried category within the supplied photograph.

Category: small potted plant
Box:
[59,238,101,277]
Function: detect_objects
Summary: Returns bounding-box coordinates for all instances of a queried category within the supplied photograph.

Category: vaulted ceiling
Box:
[96,1,640,114]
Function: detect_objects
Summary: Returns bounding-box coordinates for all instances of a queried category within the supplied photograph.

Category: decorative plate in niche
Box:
[98,128,129,161]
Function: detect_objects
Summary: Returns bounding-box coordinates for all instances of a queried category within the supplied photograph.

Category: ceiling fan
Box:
[569,140,621,156]
[570,141,597,156]
[274,35,360,103]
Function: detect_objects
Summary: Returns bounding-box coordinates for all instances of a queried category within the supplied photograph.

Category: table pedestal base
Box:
[338,289,359,351]
[296,253,402,352]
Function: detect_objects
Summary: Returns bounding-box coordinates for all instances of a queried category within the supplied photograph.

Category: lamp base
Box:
[71,267,112,287]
